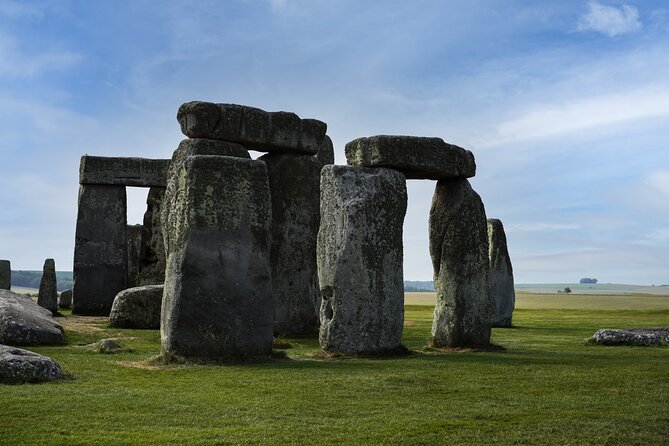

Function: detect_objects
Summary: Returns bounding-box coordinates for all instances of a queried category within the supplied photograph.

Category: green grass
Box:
[2,294,668,445]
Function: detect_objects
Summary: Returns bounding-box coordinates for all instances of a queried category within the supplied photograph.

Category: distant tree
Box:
[579,278,598,284]
[564,287,572,294]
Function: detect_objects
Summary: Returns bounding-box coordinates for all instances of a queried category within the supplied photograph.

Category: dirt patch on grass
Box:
[116,360,163,370]
[58,315,108,333]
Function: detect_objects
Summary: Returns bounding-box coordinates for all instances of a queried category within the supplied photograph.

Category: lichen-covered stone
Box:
[345,135,476,179]
[37,259,58,315]
[79,155,170,187]
[487,218,515,327]
[317,165,407,354]
[429,178,491,348]
[161,155,273,358]
[127,224,143,288]
[110,285,163,329]
[177,102,326,154]
[59,289,72,310]
[315,135,335,167]
[0,260,10,290]
[259,153,321,335]
[138,187,166,285]
[162,138,250,255]
[589,328,669,346]
[0,289,65,346]
[73,184,128,315]
[0,345,64,384]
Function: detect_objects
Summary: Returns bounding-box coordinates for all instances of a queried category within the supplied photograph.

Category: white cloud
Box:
[0,0,44,18]
[0,34,81,78]
[509,223,582,233]
[577,1,642,37]
[646,170,669,197]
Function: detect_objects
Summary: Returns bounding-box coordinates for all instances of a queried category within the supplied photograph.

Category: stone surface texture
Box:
[590,328,669,346]
[317,165,407,354]
[0,260,9,290]
[429,178,491,348]
[177,102,326,154]
[0,289,65,346]
[59,289,72,310]
[37,259,58,315]
[161,155,273,358]
[345,135,476,180]
[138,187,166,285]
[109,285,163,329]
[126,224,143,288]
[315,135,335,167]
[162,138,250,254]
[79,155,170,187]
[0,345,64,384]
[487,218,515,327]
[73,184,128,315]
[260,153,322,335]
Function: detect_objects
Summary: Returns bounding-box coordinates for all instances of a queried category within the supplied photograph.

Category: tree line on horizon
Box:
[11,270,73,292]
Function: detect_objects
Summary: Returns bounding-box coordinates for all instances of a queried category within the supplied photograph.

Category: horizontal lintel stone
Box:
[177,101,327,155]
[345,135,476,180]
[79,156,170,187]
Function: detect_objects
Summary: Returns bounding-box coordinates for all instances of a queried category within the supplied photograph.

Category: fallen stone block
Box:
[0,289,65,346]
[109,285,163,329]
[589,328,669,346]
[0,345,64,384]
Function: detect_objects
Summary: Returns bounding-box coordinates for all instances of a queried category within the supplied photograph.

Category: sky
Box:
[0,0,667,284]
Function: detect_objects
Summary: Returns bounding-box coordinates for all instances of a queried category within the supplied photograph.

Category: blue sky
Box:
[0,0,667,284]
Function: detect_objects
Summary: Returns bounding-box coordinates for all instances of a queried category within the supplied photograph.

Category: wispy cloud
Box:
[577,1,642,37]
[645,170,669,197]
[510,223,582,233]
[0,34,81,78]
[0,0,44,19]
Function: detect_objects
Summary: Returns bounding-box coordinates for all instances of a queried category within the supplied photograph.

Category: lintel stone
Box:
[177,101,327,154]
[79,156,170,187]
[345,135,476,180]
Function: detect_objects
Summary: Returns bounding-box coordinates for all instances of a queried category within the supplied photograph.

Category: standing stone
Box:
[127,224,143,288]
[73,184,128,315]
[59,289,72,310]
[138,187,166,285]
[315,135,335,167]
[0,260,9,290]
[318,165,407,354]
[38,259,58,315]
[487,219,515,327]
[260,153,321,335]
[161,138,250,255]
[161,155,273,358]
[429,178,491,348]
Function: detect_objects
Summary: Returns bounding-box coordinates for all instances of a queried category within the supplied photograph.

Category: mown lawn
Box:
[2,294,668,445]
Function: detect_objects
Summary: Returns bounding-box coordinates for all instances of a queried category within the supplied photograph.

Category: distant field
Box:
[405,291,669,310]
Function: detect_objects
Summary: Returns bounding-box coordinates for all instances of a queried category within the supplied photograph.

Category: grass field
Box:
[2,293,668,445]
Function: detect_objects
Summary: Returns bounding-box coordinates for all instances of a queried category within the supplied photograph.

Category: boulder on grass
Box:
[0,344,64,384]
[0,290,65,346]
[109,285,163,329]
[589,328,669,346]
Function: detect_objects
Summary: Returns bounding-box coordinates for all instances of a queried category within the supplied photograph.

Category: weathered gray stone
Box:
[315,135,335,167]
[318,165,407,354]
[88,338,124,353]
[138,187,166,285]
[0,345,64,384]
[37,259,58,315]
[127,224,143,288]
[345,135,476,180]
[0,260,9,290]
[73,184,128,315]
[0,289,65,346]
[429,178,491,348]
[161,155,273,358]
[260,153,321,335]
[177,102,327,154]
[487,219,515,327]
[58,289,72,310]
[589,328,669,346]
[79,156,170,187]
[162,138,250,255]
[109,285,163,329]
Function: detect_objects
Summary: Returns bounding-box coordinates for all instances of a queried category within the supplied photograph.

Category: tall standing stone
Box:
[429,178,491,348]
[161,155,273,358]
[73,185,128,315]
[260,153,321,335]
[318,165,407,354]
[0,260,10,290]
[138,187,166,285]
[487,219,515,327]
[126,224,143,288]
[38,259,58,315]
